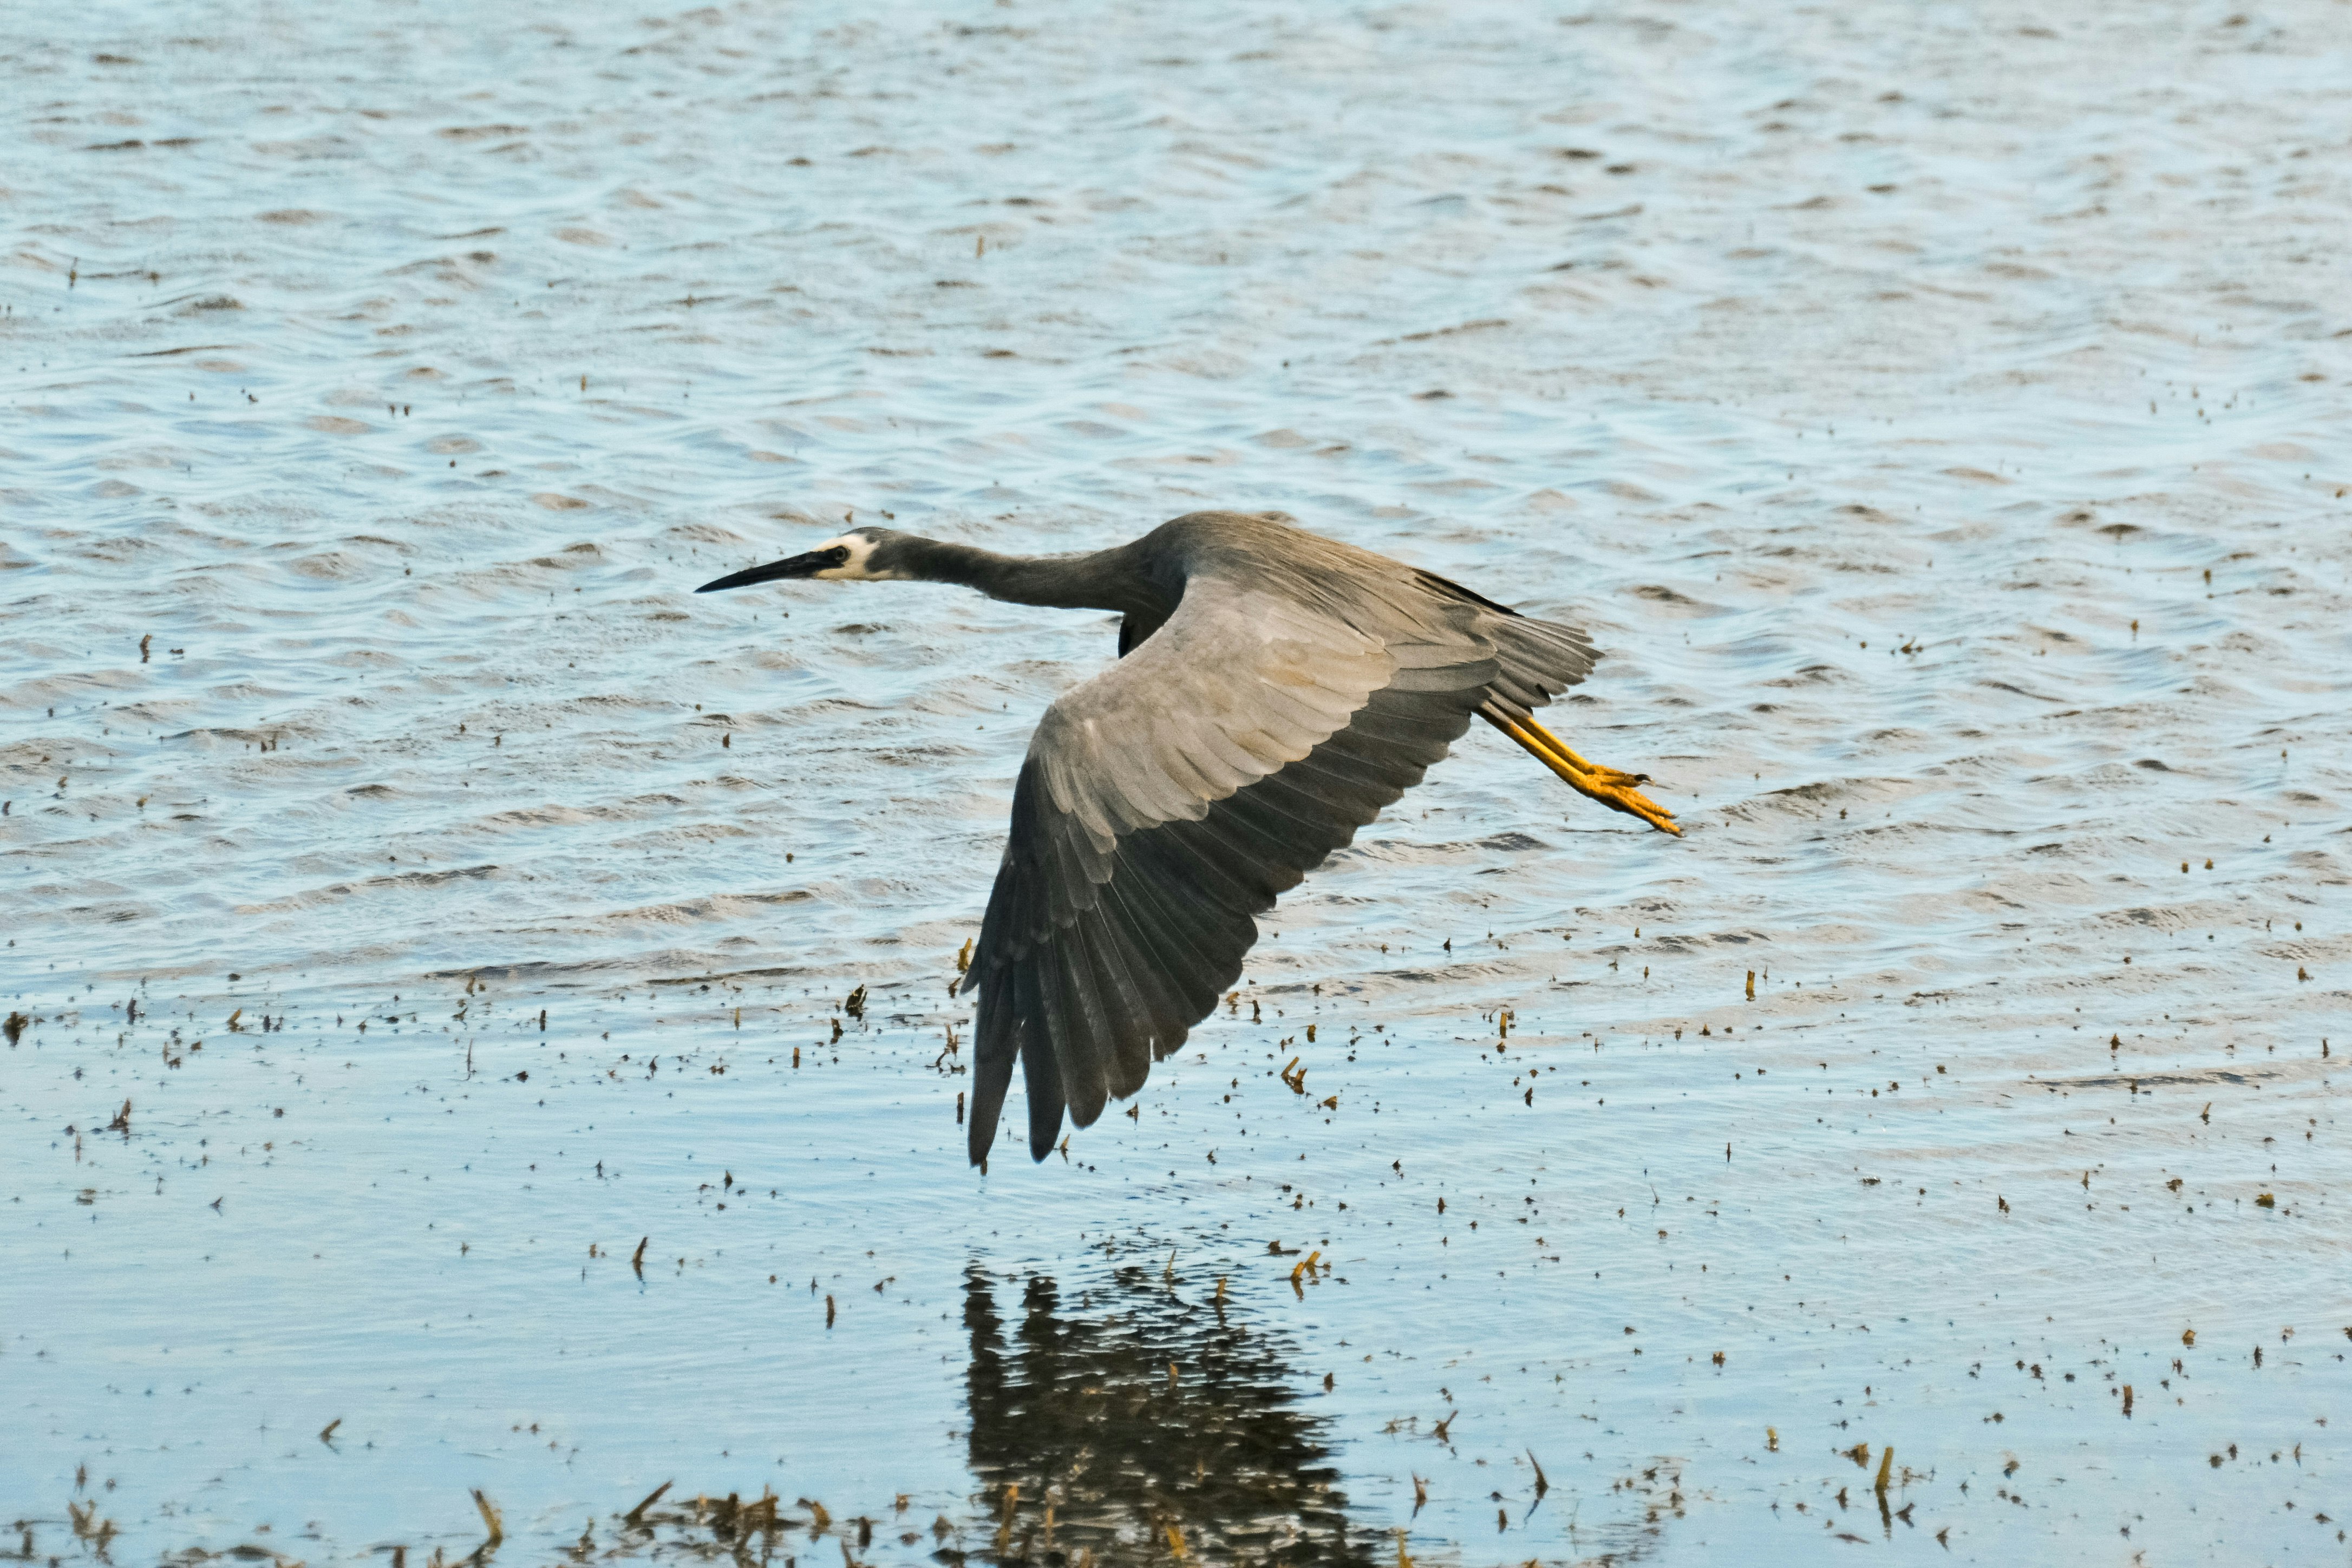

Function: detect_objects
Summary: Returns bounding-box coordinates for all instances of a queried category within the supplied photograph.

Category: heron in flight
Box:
[698,511,1677,1165]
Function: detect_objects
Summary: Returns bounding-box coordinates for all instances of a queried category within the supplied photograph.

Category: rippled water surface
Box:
[6,0,2350,1562]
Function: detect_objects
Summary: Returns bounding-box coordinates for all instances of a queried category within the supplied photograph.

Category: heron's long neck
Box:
[894,538,1161,616]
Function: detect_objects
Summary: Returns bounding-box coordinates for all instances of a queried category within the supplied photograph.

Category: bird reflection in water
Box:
[42,1268,1377,1568]
[961,1263,1373,1567]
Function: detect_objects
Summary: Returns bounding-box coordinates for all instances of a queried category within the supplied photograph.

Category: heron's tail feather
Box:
[1481,616,1599,719]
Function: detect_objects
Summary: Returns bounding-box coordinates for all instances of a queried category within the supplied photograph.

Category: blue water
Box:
[5,0,2349,1561]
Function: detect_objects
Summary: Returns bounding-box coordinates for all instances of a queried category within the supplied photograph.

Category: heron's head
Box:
[695,528,908,592]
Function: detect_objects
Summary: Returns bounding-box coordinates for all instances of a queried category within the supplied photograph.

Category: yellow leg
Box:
[1483,710,1681,835]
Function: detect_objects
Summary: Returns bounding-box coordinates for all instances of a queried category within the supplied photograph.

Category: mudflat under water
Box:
[5,1,2349,1562]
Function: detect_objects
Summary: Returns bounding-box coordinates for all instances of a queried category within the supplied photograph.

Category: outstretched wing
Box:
[966,577,1498,1162]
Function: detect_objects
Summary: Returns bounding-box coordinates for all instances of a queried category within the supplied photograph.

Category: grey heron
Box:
[697,511,1677,1165]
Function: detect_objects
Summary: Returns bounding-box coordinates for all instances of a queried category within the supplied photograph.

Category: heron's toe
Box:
[1595,781,1680,835]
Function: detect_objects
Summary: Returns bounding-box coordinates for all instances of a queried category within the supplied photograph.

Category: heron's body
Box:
[698,511,1677,1165]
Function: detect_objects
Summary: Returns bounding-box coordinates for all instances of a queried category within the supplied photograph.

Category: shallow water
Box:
[5,0,2350,1562]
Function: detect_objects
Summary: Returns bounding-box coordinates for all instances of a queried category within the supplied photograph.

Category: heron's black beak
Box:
[695,546,850,593]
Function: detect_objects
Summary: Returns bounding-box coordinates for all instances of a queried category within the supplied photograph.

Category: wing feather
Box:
[969,574,1498,1162]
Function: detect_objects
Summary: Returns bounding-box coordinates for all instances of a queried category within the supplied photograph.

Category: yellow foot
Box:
[1485,711,1681,835]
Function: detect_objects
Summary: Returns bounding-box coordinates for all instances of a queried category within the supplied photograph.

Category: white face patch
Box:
[808,532,895,581]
